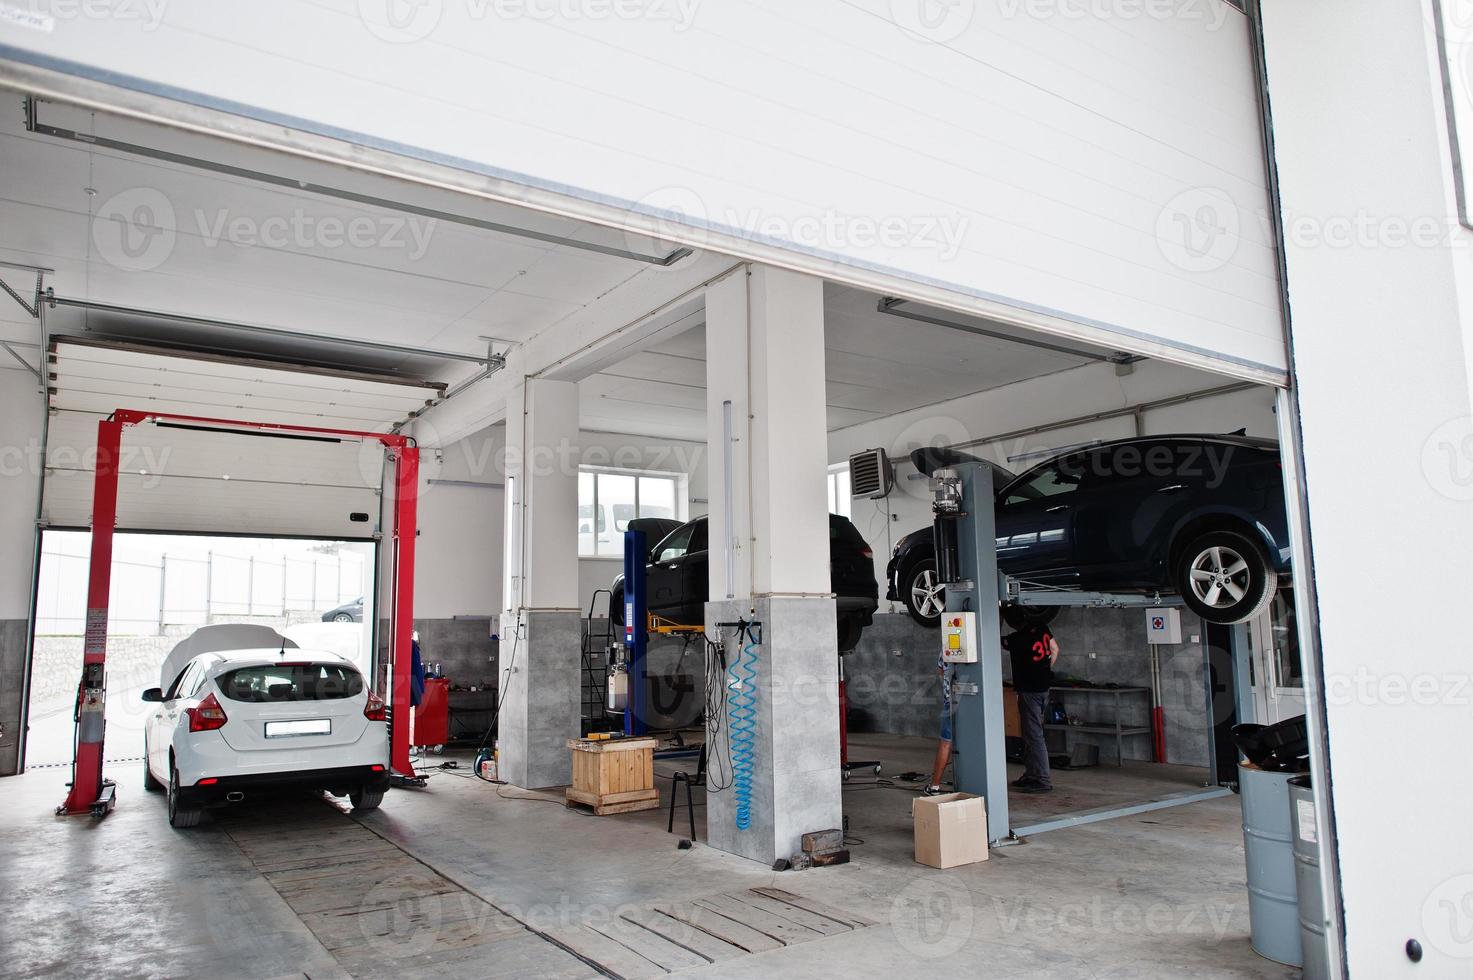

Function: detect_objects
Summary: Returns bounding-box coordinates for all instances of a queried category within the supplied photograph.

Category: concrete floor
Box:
[2,734,1297,979]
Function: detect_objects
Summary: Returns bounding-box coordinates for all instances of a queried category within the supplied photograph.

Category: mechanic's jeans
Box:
[1018,691,1051,788]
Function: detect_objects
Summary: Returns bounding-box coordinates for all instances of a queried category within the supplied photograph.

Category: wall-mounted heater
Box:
[849,448,894,499]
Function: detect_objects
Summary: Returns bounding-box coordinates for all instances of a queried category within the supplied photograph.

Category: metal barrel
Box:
[1289,775,1330,979]
[1239,763,1303,966]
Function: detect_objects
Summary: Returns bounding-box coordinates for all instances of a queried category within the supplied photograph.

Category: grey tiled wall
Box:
[1,620,25,775]
[844,608,1212,767]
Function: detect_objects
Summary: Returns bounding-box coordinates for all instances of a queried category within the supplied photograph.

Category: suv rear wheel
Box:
[350,787,385,811]
[1174,529,1276,625]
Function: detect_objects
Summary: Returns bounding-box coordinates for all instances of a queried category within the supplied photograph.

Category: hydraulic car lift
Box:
[57,409,422,817]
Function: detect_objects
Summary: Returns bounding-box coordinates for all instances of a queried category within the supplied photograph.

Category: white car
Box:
[142,649,390,827]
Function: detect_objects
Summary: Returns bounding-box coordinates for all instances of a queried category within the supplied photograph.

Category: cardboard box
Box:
[912,793,989,869]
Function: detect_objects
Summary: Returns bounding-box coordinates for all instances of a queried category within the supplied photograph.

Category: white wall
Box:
[827,358,1278,596]
[0,365,43,618]
[1262,2,1473,973]
[405,421,707,619]
[1,0,1283,380]
[413,425,504,620]
[576,429,706,616]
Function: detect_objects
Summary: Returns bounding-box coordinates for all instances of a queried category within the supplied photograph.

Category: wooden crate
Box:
[565,737,660,815]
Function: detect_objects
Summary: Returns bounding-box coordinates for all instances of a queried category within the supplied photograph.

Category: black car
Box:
[887,435,1291,626]
[611,514,879,651]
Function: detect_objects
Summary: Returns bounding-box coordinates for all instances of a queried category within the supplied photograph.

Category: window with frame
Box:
[827,466,852,518]
[578,469,683,557]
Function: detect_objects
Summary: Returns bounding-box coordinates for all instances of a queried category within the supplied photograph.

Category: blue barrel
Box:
[1239,763,1302,966]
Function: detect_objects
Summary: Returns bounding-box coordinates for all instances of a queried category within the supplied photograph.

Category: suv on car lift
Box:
[887,435,1291,627]
[611,514,880,650]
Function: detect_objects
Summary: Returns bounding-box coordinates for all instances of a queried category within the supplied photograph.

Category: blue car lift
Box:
[621,528,648,737]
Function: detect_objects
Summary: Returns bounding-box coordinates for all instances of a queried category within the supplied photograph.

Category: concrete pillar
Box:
[498,378,582,789]
[704,266,841,865]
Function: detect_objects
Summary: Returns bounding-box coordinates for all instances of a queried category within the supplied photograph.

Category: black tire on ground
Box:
[900,559,945,629]
[350,787,385,811]
[1001,602,1060,631]
[167,763,202,829]
[142,737,163,793]
[836,616,862,653]
[1173,528,1276,625]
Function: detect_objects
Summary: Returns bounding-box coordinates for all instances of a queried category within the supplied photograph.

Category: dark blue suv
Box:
[886,435,1291,626]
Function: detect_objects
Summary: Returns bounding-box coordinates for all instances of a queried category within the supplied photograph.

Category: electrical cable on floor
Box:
[467,612,522,782]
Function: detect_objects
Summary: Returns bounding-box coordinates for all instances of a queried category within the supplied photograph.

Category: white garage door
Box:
[43,337,439,539]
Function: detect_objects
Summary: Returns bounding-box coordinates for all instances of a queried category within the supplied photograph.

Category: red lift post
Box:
[58,409,421,816]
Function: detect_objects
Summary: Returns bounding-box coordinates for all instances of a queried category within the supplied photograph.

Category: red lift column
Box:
[389,444,419,779]
[57,418,123,816]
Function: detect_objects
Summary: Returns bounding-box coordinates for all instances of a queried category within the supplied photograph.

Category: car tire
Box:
[142,737,163,793]
[167,763,202,829]
[609,586,624,629]
[332,613,354,623]
[1174,529,1276,625]
[350,787,385,811]
[901,559,946,628]
[1001,603,1060,631]
[836,616,862,653]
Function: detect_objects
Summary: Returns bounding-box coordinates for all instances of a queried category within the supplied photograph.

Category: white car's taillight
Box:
[187,692,228,733]
[363,691,387,722]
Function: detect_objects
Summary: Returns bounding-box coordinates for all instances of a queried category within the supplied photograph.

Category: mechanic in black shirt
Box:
[1004,622,1060,793]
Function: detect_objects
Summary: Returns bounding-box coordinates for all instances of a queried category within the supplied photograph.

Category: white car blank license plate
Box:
[265,719,331,738]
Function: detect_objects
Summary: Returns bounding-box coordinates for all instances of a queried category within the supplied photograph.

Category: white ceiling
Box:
[578,283,1113,441]
[0,98,678,384]
[3,99,1134,446]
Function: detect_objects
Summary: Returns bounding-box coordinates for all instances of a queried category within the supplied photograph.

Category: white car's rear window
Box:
[217,664,363,702]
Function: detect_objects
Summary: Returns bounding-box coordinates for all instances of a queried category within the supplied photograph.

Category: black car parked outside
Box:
[612,514,879,651]
[887,435,1290,626]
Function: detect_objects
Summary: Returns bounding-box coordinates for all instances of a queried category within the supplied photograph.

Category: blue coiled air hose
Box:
[727,623,759,831]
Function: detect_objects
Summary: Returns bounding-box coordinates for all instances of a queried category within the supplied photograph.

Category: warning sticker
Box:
[1297,797,1317,844]
[83,608,108,657]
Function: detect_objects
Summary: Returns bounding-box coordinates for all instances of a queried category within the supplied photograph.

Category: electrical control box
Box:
[940,612,978,664]
[1145,607,1182,644]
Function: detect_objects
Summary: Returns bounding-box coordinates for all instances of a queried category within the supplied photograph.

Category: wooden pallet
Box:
[564,785,660,815]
